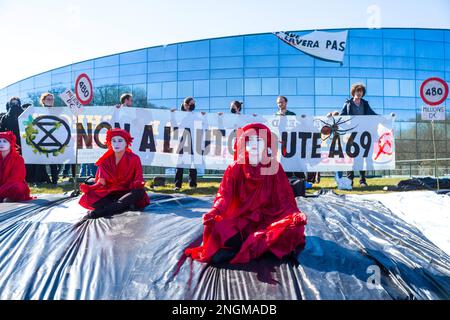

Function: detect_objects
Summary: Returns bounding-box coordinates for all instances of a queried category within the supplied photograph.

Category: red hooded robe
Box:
[0,131,32,201]
[79,129,150,210]
[185,123,307,264]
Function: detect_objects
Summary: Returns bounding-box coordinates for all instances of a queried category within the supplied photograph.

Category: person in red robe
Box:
[79,128,150,219]
[0,131,32,202]
[185,123,307,264]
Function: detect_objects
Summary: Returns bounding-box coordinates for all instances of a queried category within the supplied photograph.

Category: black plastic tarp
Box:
[0,192,448,300]
[392,177,450,191]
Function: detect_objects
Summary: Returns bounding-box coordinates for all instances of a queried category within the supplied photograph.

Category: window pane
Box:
[384,79,399,96]
[245,78,261,95]
[262,78,279,95]
[244,35,278,55]
[177,81,193,98]
[210,56,243,69]
[95,66,119,79]
[245,55,278,68]
[210,37,243,56]
[178,58,209,71]
[147,83,162,100]
[210,80,226,96]
[95,55,119,68]
[332,78,349,95]
[226,79,243,96]
[244,68,278,78]
[120,49,147,64]
[383,39,414,57]
[367,78,383,96]
[349,37,382,55]
[297,78,314,95]
[399,80,415,97]
[178,40,209,59]
[279,78,297,95]
[315,78,331,95]
[148,60,177,73]
[415,41,444,59]
[147,45,177,61]
[194,80,209,97]
[162,82,176,99]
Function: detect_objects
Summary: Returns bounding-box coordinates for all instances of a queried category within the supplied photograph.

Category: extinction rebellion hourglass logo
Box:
[22,115,72,157]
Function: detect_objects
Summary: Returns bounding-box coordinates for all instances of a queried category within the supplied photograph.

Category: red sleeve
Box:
[10,155,26,183]
[212,164,236,215]
[275,164,301,214]
[130,155,145,189]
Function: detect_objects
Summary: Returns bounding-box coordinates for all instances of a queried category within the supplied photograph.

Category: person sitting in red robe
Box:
[79,128,150,219]
[0,131,32,202]
[185,123,307,264]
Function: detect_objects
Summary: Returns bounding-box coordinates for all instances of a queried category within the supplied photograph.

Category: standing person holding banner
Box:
[327,83,377,187]
[115,93,133,109]
[172,97,198,191]
[78,128,150,219]
[38,93,62,185]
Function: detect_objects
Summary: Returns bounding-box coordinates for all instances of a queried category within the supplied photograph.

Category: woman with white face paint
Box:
[0,131,32,202]
[185,123,307,264]
[79,128,150,219]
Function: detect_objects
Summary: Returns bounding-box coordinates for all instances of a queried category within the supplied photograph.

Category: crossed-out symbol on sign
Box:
[374,131,393,160]
[29,115,71,154]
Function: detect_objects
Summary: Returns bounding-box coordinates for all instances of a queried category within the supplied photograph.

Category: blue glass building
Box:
[1,28,449,174]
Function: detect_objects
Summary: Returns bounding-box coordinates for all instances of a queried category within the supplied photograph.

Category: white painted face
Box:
[111,136,127,153]
[0,138,11,152]
[246,135,265,163]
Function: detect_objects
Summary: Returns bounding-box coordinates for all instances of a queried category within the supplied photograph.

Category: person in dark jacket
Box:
[172,97,198,191]
[0,97,24,147]
[327,83,377,187]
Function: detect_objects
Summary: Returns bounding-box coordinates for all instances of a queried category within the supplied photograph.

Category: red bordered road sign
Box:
[420,77,449,106]
[75,73,93,105]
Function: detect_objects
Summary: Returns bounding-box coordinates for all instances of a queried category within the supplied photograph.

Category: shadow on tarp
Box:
[0,192,448,300]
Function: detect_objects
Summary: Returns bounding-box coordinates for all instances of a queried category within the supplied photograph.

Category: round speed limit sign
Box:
[420,77,449,106]
[75,73,94,105]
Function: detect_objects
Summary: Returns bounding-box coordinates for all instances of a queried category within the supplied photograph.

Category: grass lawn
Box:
[147,177,405,196]
[29,176,405,197]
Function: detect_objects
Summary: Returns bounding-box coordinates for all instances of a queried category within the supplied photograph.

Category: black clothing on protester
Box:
[340,98,376,185]
[87,189,146,219]
[340,98,377,116]
[174,168,197,188]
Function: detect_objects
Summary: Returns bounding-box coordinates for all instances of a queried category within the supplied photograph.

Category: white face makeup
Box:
[0,138,11,153]
[111,136,127,153]
[246,135,265,164]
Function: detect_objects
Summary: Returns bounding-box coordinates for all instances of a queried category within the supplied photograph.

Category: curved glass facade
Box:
[1,28,450,168]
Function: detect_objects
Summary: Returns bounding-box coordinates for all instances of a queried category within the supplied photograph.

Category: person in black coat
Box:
[327,83,377,187]
[172,97,198,191]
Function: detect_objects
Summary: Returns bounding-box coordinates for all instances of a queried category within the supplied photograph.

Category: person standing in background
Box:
[172,97,197,191]
[327,83,377,187]
[115,93,133,109]
[39,93,61,185]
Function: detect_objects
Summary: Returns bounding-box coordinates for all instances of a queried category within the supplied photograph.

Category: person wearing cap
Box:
[185,123,307,264]
[0,131,32,202]
[78,128,150,219]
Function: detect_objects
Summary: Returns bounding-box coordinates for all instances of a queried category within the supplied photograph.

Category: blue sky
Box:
[0,0,449,88]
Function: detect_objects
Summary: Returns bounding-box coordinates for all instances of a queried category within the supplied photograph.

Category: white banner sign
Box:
[19,107,395,171]
[273,30,348,63]
[59,89,84,115]
[421,105,446,121]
